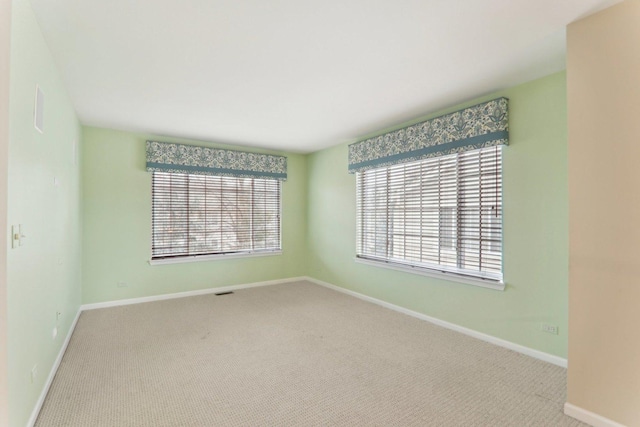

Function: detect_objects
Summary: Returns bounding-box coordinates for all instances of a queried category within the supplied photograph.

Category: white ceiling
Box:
[30,0,619,153]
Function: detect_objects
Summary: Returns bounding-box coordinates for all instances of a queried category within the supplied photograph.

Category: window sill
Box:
[149,250,283,266]
[354,257,505,291]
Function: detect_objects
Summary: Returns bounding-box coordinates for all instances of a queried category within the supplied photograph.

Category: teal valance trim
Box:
[348,97,508,173]
[146,141,287,181]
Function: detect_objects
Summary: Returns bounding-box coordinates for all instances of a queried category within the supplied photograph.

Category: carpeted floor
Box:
[35,281,585,426]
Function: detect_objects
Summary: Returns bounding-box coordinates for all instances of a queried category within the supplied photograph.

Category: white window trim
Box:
[354,256,505,291]
[149,250,283,266]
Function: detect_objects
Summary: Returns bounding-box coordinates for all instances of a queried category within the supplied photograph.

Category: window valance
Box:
[348,98,508,174]
[146,141,287,181]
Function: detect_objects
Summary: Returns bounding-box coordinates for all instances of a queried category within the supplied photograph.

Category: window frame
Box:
[354,146,504,290]
[149,172,283,266]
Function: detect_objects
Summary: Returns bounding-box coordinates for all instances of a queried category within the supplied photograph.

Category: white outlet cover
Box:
[52,327,57,339]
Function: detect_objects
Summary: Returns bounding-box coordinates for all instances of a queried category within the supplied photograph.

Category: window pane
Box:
[356,146,502,281]
[152,172,281,259]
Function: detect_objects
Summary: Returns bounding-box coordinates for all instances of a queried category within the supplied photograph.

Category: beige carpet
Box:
[35,281,585,426]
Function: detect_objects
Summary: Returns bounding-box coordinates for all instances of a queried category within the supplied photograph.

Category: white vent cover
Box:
[34,85,44,133]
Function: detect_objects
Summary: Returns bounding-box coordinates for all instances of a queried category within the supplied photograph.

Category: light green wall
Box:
[306,72,569,358]
[7,0,83,425]
[81,127,307,304]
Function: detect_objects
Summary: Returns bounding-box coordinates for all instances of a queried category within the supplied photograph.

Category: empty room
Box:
[0,0,638,426]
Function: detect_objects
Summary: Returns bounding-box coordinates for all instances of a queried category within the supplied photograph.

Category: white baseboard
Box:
[27,309,82,427]
[564,403,627,427]
[304,276,568,368]
[81,276,307,311]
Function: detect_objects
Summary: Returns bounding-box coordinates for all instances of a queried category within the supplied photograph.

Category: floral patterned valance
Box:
[348,98,509,173]
[146,141,287,181]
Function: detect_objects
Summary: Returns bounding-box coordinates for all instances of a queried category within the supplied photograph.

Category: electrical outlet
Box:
[56,311,62,321]
[117,281,128,288]
[52,327,58,340]
[31,365,38,384]
[542,324,559,335]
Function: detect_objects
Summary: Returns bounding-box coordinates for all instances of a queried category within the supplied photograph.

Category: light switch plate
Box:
[11,224,25,248]
[11,225,20,248]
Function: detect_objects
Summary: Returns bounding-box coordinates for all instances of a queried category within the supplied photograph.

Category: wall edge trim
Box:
[27,308,82,427]
[81,277,307,310]
[304,276,568,368]
[564,403,627,427]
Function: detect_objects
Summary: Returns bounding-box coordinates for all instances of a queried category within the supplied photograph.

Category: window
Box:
[151,172,281,261]
[356,145,502,283]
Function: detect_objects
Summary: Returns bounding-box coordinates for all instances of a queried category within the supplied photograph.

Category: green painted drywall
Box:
[306,72,569,358]
[81,127,308,304]
[7,0,83,425]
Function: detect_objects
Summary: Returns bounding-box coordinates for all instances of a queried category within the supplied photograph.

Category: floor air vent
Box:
[214,291,234,296]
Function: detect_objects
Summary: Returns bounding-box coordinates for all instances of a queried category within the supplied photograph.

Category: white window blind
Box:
[356,146,502,282]
[152,172,281,260]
